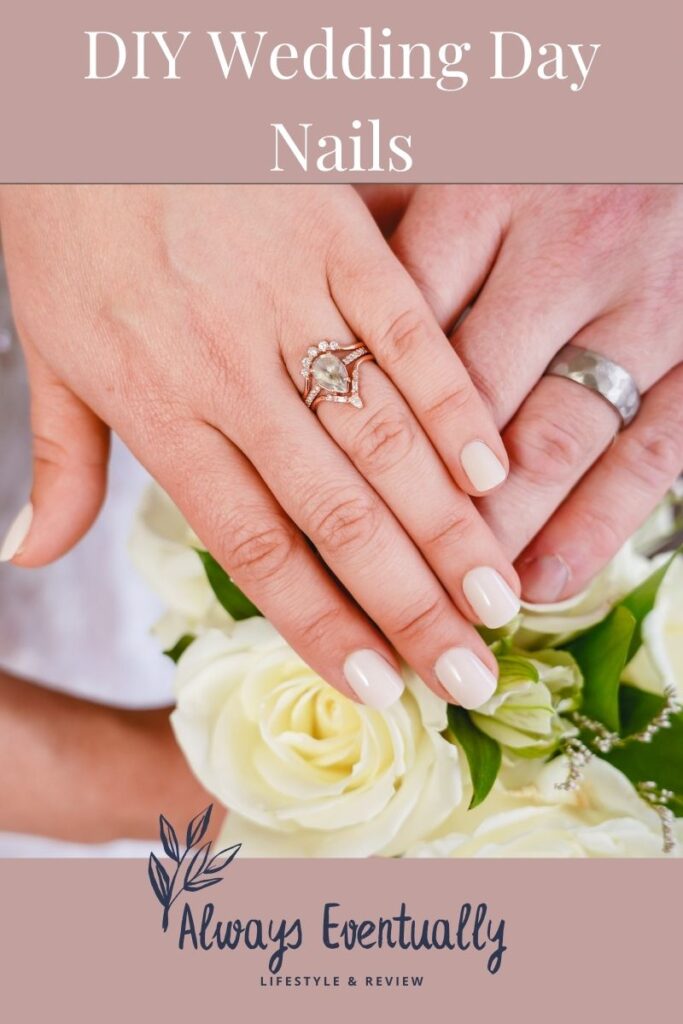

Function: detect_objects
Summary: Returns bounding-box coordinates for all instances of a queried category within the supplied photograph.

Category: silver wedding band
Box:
[545,344,641,428]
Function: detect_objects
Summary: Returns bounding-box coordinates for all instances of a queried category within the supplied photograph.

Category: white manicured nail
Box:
[344,650,404,709]
[435,648,498,709]
[0,503,33,562]
[463,566,521,628]
[460,440,507,493]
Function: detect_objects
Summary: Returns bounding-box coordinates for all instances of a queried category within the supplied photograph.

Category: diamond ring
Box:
[300,340,374,411]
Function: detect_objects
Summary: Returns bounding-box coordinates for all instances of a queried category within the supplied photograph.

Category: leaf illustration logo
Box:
[147,804,240,931]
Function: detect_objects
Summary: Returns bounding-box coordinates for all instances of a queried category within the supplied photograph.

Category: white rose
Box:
[623,554,683,697]
[171,620,462,858]
[129,483,231,644]
[407,757,681,858]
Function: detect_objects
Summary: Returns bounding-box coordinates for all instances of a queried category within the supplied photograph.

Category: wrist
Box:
[112,708,223,841]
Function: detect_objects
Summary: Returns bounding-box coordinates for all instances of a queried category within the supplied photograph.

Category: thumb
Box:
[1,344,110,566]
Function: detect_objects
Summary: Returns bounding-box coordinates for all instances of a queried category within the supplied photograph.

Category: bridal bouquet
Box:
[130,485,683,858]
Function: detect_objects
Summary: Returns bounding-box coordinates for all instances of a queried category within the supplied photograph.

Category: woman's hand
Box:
[0,185,521,709]
[374,184,683,600]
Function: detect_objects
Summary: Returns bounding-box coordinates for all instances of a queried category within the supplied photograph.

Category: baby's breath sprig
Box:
[568,712,619,754]
[555,737,593,792]
[569,683,680,754]
[560,683,680,853]
[637,781,678,855]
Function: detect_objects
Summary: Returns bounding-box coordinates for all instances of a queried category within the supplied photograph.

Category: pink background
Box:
[0,0,681,181]
[2,0,682,1016]
[2,858,680,1020]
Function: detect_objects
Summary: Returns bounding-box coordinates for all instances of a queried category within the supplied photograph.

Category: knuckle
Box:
[454,329,503,415]
[351,405,416,475]
[377,307,429,366]
[565,187,654,252]
[32,425,109,475]
[307,487,381,556]
[462,361,502,416]
[508,410,588,485]
[390,595,447,643]
[422,509,474,552]
[193,322,245,416]
[220,515,297,584]
[295,605,342,651]
[615,427,683,490]
[391,252,448,324]
[124,384,191,447]
[32,432,73,469]
[139,413,199,478]
[571,506,624,562]
[203,336,234,395]
[423,380,475,426]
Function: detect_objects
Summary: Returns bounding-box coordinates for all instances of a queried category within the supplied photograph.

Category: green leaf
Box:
[619,684,668,736]
[447,705,502,810]
[195,550,262,620]
[163,633,196,663]
[564,606,636,733]
[605,685,683,814]
[619,548,681,659]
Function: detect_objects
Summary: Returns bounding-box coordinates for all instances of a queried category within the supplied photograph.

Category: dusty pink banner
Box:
[2,0,682,1015]
[2,859,681,1019]
[0,0,681,182]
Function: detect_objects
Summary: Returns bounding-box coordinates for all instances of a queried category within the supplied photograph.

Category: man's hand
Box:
[375,184,683,600]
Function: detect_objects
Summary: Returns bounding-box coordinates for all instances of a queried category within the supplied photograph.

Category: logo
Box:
[147,804,240,932]
[146,805,506,978]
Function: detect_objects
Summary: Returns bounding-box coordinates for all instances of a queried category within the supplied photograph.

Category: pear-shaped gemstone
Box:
[313,354,349,394]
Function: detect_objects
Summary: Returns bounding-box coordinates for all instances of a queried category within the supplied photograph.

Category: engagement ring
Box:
[300,340,374,411]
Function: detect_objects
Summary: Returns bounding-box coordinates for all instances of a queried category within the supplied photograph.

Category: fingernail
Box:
[435,648,498,709]
[344,650,405,709]
[460,440,507,493]
[463,566,521,628]
[518,554,570,603]
[0,502,33,563]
